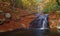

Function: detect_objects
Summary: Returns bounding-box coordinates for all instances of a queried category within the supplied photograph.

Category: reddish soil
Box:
[0,2,36,32]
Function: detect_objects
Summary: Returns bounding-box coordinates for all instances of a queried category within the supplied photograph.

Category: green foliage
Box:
[56,0,60,6]
[15,0,23,8]
[43,0,60,13]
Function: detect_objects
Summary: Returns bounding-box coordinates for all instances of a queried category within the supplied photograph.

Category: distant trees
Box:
[43,0,60,13]
[0,0,60,13]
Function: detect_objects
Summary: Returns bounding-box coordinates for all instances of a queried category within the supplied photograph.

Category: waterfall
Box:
[40,14,48,30]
